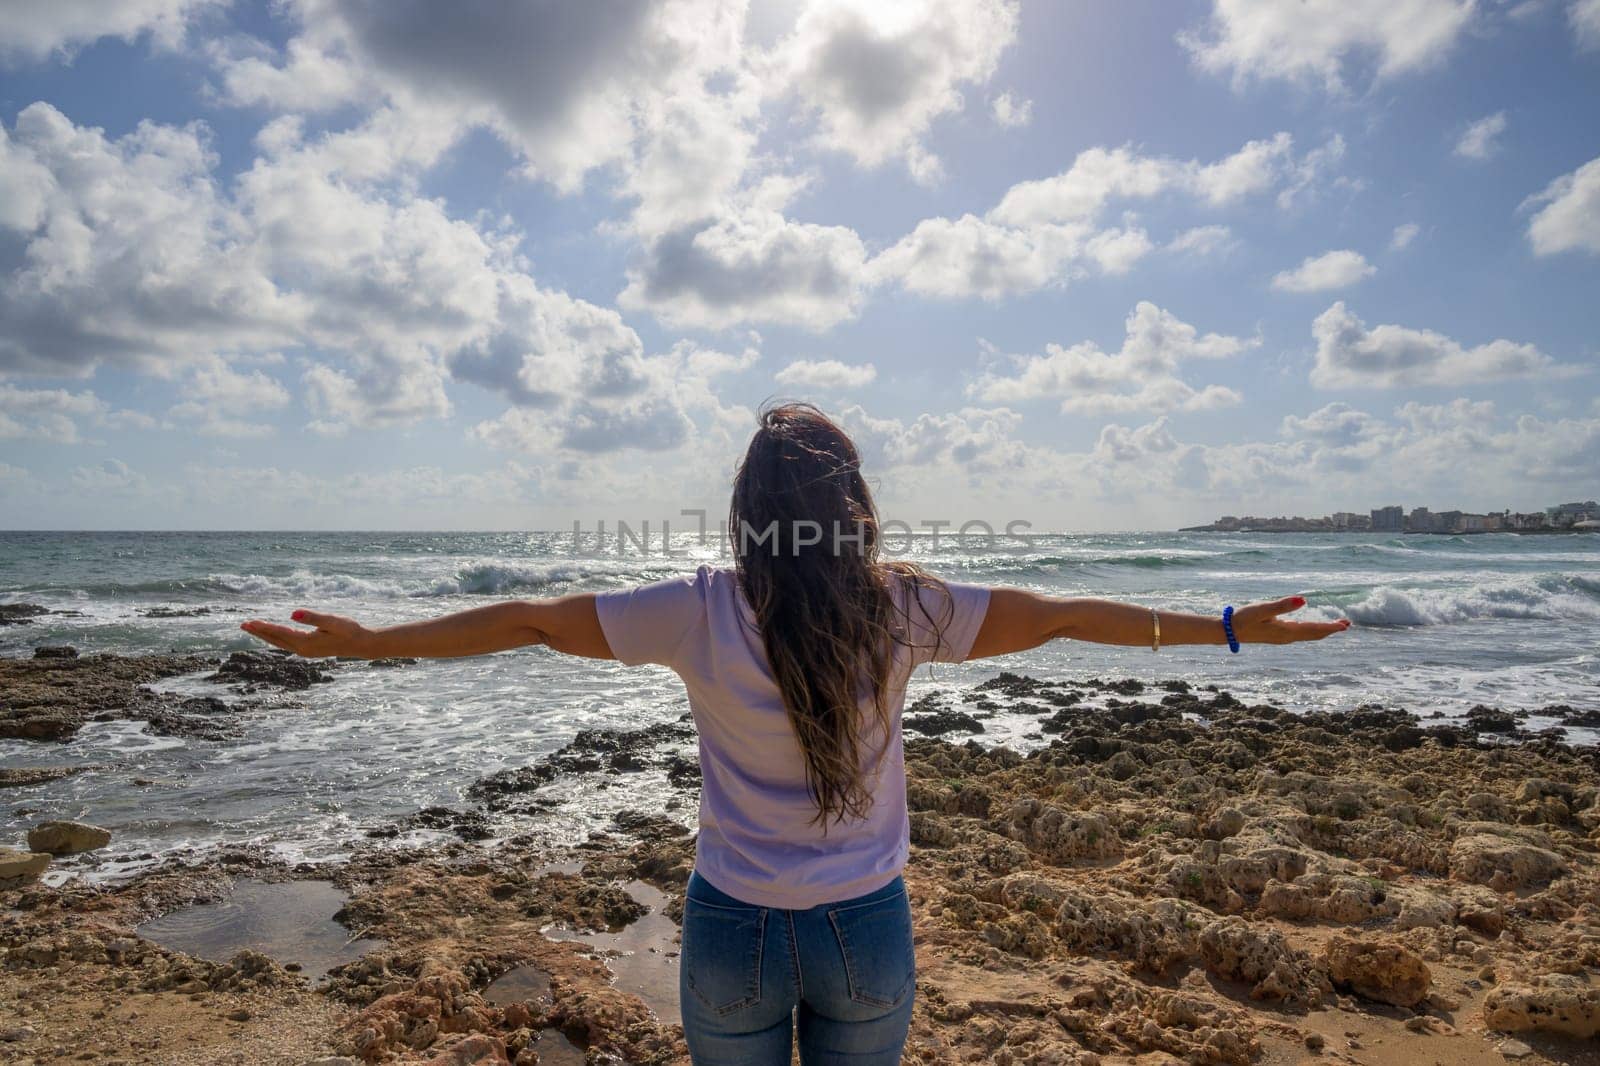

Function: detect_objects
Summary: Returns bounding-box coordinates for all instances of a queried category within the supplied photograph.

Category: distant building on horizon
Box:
[1549,501,1599,523]
[1182,497,1599,534]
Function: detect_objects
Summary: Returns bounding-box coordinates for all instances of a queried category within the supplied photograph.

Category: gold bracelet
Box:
[1151,609,1160,652]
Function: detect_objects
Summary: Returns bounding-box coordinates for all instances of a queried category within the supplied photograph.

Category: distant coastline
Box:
[1177,523,1599,535]
[1181,499,1600,535]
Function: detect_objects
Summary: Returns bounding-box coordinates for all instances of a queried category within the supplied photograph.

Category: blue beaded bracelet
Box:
[1222,605,1240,653]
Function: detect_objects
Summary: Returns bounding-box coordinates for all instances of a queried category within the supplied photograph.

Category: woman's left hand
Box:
[240,610,371,658]
[1230,596,1351,645]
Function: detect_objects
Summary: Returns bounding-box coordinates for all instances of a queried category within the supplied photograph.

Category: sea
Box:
[2,529,1597,881]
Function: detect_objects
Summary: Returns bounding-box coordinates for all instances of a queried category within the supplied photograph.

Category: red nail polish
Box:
[291,610,305,621]
[1292,596,1306,607]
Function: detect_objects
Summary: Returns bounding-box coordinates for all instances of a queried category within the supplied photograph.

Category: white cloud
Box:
[775,359,878,391]
[0,103,302,376]
[836,404,1035,483]
[1066,399,1600,514]
[207,32,372,112]
[1573,0,1600,49]
[1086,227,1157,275]
[0,0,222,63]
[0,102,732,451]
[1310,301,1571,388]
[0,381,157,442]
[1271,250,1376,293]
[1167,225,1234,256]
[968,302,1252,414]
[1093,418,1182,463]
[870,133,1335,302]
[0,383,105,443]
[468,340,753,458]
[1454,111,1508,159]
[70,458,147,495]
[218,0,748,196]
[1523,155,1600,256]
[991,134,1298,227]
[0,461,31,493]
[1275,134,1355,210]
[991,91,1033,128]
[1281,402,1386,445]
[619,202,870,331]
[1390,222,1421,250]
[866,215,1093,301]
[769,0,1020,183]
[1180,0,1476,93]
[167,356,290,437]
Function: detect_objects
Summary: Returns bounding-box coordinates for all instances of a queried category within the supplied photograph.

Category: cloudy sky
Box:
[0,0,1597,531]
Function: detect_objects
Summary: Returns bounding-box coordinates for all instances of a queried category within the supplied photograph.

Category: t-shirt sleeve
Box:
[901,576,991,667]
[594,568,707,668]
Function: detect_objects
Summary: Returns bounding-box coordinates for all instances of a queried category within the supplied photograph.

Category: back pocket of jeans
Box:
[827,889,915,1009]
[682,897,765,1015]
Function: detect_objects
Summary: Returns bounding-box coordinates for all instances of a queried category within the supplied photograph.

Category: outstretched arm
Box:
[240,594,614,660]
[967,589,1349,660]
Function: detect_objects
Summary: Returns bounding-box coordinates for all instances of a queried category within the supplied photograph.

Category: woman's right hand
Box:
[240,610,372,659]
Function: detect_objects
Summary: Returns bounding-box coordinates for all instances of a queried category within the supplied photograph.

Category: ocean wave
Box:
[16,577,239,597]
[213,571,411,598]
[1340,573,1600,627]
[958,548,1271,575]
[426,560,680,596]
[204,559,692,600]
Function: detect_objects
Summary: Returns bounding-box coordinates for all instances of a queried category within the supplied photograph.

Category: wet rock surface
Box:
[0,765,93,788]
[206,649,335,691]
[0,652,219,740]
[466,718,696,812]
[139,605,216,618]
[26,820,113,856]
[0,848,51,883]
[2,670,1598,1064]
[0,603,53,626]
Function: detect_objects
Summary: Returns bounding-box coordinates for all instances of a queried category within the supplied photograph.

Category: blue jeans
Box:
[679,871,915,1066]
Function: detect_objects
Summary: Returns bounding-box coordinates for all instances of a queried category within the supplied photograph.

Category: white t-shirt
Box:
[595,565,990,909]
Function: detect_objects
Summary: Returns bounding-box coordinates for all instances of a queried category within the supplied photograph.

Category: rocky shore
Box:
[2,658,1598,1065]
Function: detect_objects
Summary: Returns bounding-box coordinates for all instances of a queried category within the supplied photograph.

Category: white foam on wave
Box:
[213,571,411,599]
[428,558,683,596]
[208,558,692,600]
[1341,573,1600,627]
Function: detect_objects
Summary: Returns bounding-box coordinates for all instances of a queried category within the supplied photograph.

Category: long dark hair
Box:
[729,402,950,830]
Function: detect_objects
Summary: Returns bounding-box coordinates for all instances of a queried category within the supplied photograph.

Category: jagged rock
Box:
[1001,799,1120,862]
[27,820,112,855]
[1449,828,1567,890]
[904,708,986,737]
[1198,916,1330,1006]
[0,652,217,740]
[1204,807,1247,839]
[0,766,90,788]
[0,847,50,882]
[1324,936,1431,1007]
[32,645,78,659]
[207,650,333,690]
[0,603,51,625]
[1051,891,1202,975]
[1483,982,1600,1039]
[466,720,696,810]
[139,606,214,618]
